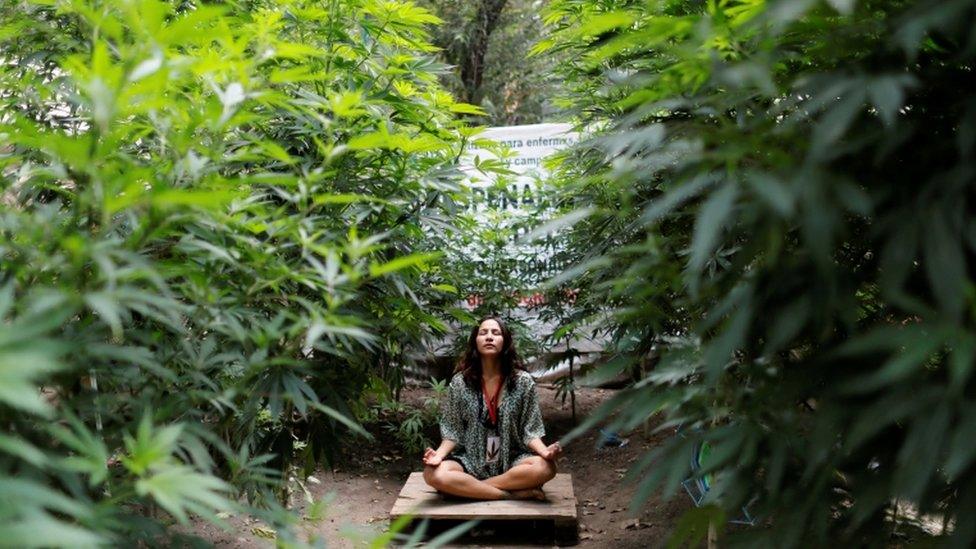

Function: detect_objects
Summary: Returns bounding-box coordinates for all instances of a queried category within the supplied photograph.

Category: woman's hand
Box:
[422,447,442,467]
[540,442,562,461]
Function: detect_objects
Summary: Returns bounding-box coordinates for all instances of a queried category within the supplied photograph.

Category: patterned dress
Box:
[439,369,546,480]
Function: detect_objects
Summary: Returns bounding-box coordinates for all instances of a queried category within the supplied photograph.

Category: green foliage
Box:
[363,377,448,454]
[370,515,480,548]
[667,505,726,549]
[550,347,580,403]
[541,0,976,546]
[0,0,476,543]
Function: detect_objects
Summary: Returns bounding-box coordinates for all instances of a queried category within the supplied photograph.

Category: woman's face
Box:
[475,319,504,358]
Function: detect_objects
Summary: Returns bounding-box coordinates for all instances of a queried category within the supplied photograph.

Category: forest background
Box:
[2,0,975,548]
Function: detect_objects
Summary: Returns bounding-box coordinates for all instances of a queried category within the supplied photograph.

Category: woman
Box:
[422,316,562,500]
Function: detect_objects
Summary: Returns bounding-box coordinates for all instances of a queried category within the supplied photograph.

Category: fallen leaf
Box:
[251,526,277,539]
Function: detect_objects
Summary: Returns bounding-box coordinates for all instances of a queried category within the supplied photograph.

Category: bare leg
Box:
[423,460,509,500]
[484,455,557,492]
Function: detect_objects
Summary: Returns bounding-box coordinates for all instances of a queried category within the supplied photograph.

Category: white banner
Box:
[466,122,577,174]
[460,123,578,212]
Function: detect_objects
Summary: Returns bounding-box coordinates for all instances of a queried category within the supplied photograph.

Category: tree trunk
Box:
[458,0,508,104]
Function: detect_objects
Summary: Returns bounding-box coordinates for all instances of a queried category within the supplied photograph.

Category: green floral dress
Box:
[439,369,546,480]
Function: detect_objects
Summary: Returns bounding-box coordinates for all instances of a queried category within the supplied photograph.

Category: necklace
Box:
[481,376,504,427]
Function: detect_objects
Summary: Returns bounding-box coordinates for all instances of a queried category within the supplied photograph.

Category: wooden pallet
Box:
[389,472,579,545]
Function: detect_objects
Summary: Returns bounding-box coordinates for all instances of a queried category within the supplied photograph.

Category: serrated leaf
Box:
[0,511,105,548]
[0,349,62,416]
[272,42,327,59]
[369,252,442,277]
[924,209,966,320]
[0,433,48,467]
[0,477,94,520]
[448,102,486,116]
[152,189,238,209]
[331,90,366,118]
[640,172,719,225]
[746,171,793,217]
[577,11,637,38]
[310,400,371,439]
[689,183,737,273]
[431,283,457,293]
[84,292,123,339]
[518,207,595,244]
[135,465,234,523]
[347,131,389,150]
[313,193,392,206]
[949,334,976,390]
[306,321,378,348]
[868,74,913,126]
[850,327,950,392]
[129,53,163,82]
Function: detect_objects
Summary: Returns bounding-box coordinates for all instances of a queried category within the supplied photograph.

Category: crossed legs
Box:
[423,456,557,500]
[484,456,557,491]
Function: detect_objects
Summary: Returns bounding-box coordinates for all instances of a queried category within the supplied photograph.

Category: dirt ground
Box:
[193,384,690,548]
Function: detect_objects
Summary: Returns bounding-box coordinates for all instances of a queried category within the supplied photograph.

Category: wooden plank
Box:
[390,473,577,521]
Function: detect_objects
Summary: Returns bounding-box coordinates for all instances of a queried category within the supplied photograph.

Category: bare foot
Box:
[508,488,546,501]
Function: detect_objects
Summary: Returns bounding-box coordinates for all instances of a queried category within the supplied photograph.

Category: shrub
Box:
[538,0,976,546]
[363,377,448,455]
[0,0,478,543]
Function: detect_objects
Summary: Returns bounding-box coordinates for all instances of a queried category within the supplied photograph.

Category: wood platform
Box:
[390,472,579,544]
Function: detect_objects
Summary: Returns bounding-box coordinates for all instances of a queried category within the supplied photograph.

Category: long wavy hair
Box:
[455,316,527,391]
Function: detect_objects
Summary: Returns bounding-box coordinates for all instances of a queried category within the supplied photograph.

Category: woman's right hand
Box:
[422,447,442,467]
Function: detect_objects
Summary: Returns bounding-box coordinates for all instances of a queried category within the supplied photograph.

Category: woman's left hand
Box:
[540,442,562,461]
[422,447,442,466]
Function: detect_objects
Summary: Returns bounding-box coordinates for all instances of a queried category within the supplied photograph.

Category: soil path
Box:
[194,385,690,547]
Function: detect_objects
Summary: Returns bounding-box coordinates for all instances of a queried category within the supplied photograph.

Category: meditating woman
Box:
[422,316,562,500]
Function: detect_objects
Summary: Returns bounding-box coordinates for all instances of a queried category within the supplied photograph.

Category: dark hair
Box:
[455,316,527,391]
